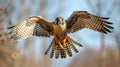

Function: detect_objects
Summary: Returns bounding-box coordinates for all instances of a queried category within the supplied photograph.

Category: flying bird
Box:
[8,11,113,59]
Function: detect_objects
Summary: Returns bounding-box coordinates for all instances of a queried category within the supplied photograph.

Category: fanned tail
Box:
[44,36,83,59]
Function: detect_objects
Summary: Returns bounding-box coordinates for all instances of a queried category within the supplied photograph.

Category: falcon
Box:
[8,11,113,59]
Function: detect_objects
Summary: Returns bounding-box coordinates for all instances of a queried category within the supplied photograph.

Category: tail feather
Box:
[50,41,56,58]
[60,49,66,58]
[44,40,53,55]
[69,43,78,53]
[55,45,60,59]
[45,36,83,59]
[66,42,72,57]
[66,39,78,53]
[67,36,83,47]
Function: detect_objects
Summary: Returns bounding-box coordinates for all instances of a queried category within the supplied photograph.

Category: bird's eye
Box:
[55,19,59,25]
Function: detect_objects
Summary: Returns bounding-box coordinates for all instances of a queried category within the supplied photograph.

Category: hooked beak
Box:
[56,17,64,25]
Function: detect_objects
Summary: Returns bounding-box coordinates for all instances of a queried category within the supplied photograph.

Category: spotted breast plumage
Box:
[8,11,113,59]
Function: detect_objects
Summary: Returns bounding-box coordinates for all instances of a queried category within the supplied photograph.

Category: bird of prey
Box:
[8,11,113,59]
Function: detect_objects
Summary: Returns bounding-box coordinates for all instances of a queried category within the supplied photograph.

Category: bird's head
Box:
[55,17,65,25]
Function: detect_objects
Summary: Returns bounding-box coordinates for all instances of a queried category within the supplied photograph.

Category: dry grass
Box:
[69,47,120,67]
[0,0,120,67]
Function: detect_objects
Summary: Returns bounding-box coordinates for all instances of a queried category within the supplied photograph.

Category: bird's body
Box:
[53,22,66,39]
[52,17,67,49]
[8,11,113,59]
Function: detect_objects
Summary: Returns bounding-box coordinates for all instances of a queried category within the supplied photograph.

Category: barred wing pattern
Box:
[7,11,114,59]
[66,11,113,33]
[8,16,53,40]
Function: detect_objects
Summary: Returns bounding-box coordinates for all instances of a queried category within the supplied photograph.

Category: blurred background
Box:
[0,0,120,67]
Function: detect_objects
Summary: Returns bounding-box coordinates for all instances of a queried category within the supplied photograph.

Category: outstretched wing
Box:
[8,16,53,40]
[66,11,113,34]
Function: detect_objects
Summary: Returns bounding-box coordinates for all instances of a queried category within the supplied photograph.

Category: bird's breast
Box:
[53,24,66,38]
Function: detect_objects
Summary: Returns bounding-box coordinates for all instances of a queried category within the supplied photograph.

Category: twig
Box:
[0,1,11,17]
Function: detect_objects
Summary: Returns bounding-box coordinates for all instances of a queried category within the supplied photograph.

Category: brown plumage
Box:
[45,36,81,58]
[8,11,113,59]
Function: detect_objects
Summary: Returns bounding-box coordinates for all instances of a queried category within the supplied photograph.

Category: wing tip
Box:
[8,25,16,29]
[105,25,114,29]
[73,11,88,14]
[101,27,113,34]
[101,17,109,19]
[104,21,113,24]
[29,16,43,19]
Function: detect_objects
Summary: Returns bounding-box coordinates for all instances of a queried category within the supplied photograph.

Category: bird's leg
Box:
[58,42,64,49]
[63,42,66,49]
[62,36,67,49]
[54,36,65,49]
